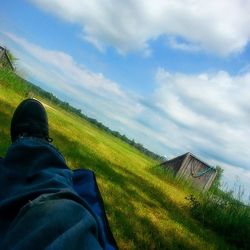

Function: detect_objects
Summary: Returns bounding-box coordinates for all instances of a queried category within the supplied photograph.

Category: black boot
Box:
[10,98,52,142]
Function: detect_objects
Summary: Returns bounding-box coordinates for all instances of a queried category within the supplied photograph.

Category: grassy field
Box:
[0,69,235,249]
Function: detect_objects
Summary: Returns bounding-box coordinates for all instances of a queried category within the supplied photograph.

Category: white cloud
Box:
[1,31,142,128]
[154,68,250,168]
[2,31,250,199]
[30,0,250,55]
[150,68,250,200]
[166,37,200,52]
[3,32,126,98]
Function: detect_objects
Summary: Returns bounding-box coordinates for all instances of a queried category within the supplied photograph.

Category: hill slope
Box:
[0,69,232,249]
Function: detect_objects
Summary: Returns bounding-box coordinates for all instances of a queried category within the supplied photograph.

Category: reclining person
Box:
[0,99,115,250]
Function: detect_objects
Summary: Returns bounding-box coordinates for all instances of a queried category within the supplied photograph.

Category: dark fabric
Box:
[0,137,116,249]
[2,192,102,250]
[73,169,118,250]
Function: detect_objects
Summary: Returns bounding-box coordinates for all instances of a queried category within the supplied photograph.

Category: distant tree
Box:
[6,50,15,62]
[6,49,17,69]
[211,166,224,191]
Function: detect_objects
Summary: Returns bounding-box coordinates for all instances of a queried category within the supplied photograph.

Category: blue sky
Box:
[1,0,250,200]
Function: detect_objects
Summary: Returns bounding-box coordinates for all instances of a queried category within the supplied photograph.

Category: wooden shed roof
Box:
[162,152,216,170]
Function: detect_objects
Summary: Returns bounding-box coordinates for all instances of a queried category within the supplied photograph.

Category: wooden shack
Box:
[161,152,217,191]
[0,46,14,71]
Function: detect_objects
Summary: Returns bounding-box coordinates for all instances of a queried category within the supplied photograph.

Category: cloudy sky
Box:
[1,0,250,200]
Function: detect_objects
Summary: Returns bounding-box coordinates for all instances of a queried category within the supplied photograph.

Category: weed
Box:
[186,190,250,249]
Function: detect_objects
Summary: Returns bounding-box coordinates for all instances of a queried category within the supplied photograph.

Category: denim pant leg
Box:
[0,138,102,249]
[0,137,75,223]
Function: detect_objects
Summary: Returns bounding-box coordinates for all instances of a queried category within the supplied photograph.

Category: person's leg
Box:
[0,99,103,249]
[0,137,77,231]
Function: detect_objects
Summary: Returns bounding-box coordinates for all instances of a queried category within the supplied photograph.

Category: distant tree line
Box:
[25,81,165,161]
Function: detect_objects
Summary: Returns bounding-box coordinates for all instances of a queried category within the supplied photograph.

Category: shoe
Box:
[10,98,52,142]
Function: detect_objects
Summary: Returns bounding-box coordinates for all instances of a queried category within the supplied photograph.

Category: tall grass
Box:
[149,165,197,193]
[186,188,250,249]
[157,161,250,249]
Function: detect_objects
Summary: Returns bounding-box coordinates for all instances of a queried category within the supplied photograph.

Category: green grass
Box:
[186,189,250,249]
[0,68,235,249]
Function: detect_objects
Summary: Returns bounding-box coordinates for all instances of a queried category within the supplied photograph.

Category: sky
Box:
[1,0,250,201]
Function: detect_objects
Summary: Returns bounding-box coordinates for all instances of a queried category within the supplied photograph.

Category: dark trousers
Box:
[0,137,103,249]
